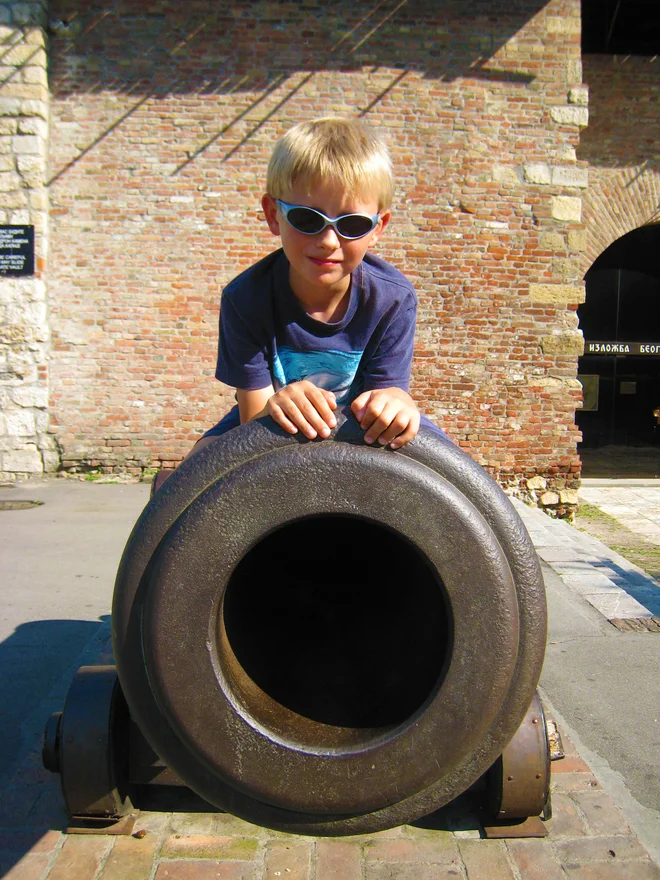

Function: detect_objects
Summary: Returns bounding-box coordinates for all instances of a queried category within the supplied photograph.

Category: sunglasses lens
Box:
[287,207,325,234]
[336,215,374,238]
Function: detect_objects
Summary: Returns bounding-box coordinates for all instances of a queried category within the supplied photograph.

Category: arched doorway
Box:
[576,225,660,474]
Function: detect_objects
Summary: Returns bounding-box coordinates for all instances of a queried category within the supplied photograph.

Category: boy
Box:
[152,117,443,493]
[199,116,443,453]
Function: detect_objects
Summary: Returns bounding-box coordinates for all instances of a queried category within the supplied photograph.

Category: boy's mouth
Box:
[309,256,340,266]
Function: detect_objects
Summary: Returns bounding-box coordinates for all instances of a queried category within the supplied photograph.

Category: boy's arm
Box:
[352,292,420,449]
[351,387,420,450]
[236,387,275,423]
[237,383,337,440]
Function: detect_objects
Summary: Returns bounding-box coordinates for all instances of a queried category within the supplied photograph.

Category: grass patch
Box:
[575,502,660,581]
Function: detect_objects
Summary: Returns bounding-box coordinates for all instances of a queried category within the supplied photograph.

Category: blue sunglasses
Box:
[276,199,380,240]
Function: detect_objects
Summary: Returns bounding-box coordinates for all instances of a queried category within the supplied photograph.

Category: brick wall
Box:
[579,55,660,274]
[0,0,58,476]
[45,0,587,503]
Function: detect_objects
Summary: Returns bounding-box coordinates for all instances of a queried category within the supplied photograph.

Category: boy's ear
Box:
[368,209,391,246]
[262,194,281,236]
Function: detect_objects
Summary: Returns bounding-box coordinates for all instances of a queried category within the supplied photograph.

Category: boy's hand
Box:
[351,387,420,450]
[265,381,337,440]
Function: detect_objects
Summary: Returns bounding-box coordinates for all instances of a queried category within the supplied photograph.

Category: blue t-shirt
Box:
[206,248,447,439]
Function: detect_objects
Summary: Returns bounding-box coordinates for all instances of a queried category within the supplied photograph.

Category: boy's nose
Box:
[317,225,341,249]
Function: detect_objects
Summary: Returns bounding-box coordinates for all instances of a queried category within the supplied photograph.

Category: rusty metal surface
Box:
[66,813,138,835]
[128,718,186,787]
[58,666,133,819]
[487,691,551,821]
[112,410,547,835]
[483,816,548,838]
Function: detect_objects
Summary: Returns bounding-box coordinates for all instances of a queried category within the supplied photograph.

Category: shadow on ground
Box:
[580,445,660,479]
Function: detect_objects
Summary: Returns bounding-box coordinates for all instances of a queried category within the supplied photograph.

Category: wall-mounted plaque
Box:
[0,225,35,276]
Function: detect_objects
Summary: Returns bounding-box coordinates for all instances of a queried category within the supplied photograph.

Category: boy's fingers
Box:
[321,389,338,411]
[279,392,334,438]
[267,404,300,435]
[364,402,400,444]
[360,398,387,431]
[308,390,337,428]
[387,413,421,449]
[351,391,371,420]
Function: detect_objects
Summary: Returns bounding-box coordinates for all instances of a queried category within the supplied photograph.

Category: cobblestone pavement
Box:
[1,481,660,879]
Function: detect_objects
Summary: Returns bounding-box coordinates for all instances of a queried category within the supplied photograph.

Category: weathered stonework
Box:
[0,0,55,478]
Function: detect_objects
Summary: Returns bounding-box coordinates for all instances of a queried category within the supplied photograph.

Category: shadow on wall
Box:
[578,55,660,173]
[46,0,549,179]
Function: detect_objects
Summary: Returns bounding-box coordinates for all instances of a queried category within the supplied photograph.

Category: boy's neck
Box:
[289,273,351,324]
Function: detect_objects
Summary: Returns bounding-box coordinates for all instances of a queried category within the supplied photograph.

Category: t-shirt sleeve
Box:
[215,291,273,390]
[360,300,416,392]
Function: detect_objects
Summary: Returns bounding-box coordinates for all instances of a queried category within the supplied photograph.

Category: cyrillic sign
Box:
[585,341,660,355]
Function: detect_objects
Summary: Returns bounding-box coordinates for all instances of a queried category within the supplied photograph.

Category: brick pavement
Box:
[1,721,659,880]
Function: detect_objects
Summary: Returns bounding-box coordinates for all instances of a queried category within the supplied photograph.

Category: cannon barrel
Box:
[46,410,548,835]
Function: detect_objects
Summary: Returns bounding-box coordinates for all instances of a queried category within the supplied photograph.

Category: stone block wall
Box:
[0,0,57,476]
[40,0,588,498]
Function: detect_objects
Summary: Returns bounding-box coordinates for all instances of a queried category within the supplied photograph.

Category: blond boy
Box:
[195,116,447,459]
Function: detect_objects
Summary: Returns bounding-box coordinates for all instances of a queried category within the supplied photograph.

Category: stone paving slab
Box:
[578,485,660,547]
[511,498,660,619]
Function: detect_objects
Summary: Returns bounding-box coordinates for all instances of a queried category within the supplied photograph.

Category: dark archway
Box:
[576,225,660,473]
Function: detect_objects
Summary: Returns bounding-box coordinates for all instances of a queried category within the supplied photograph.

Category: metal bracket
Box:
[483,816,548,839]
[66,812,138,835]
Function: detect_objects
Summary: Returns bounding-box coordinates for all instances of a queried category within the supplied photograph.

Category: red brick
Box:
[555,835,648,863]
[161,835,260,860]
[0,829,60,854]
[570,791,631,836]
[47,835,110,880]
[366,865,464,880]
[98,833,159,880]
[507,839,567,880]
[1,854,51,880]
[545,793,589,837]
[459,839,516,879]
[551,756,593,775]
[364,837,461,866]
[154,864,257,880]
[563,862,660,880]
[316,840,362,880]
[551,773,601,793]
[263,840,312,880]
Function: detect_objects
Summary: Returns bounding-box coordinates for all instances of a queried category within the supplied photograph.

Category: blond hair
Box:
[266,117,394,211]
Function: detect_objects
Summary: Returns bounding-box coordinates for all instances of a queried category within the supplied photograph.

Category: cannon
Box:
[43,410,551,836]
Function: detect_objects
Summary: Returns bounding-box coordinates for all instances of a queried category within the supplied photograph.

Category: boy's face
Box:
[262,179,391,303]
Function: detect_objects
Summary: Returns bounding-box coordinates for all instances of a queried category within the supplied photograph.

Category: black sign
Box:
[0,226,34,277]
[585,341,660,356]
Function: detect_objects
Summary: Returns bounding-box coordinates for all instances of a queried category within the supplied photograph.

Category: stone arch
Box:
[581,166,660,276]
[576,223,660,454]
